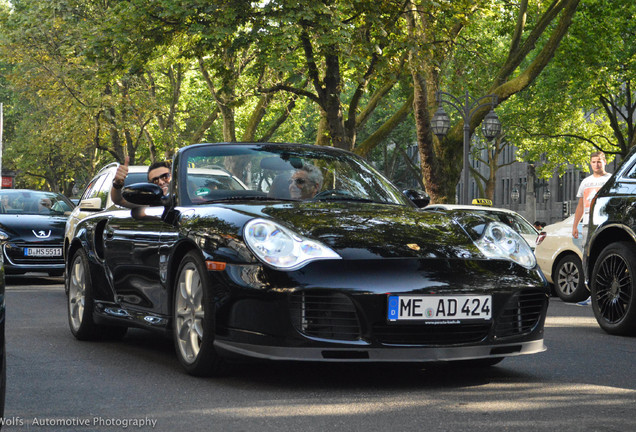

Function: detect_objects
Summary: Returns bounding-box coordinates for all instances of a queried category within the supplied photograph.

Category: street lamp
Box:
[431,91,501,204]
[543,188,551,202]
[511,183,550,202]
[511,186,520,202]
[511,178,552,224]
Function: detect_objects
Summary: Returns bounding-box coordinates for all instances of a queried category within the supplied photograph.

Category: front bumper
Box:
[2,243,65,274]
[212,259,549,363]
[215,339,546,362]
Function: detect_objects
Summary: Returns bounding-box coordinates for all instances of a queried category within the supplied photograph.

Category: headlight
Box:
[244,219,341,270]
[474,222,536,269]
[0,230,8,241]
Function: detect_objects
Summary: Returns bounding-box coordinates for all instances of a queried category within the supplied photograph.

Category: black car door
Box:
[103,206,168,313]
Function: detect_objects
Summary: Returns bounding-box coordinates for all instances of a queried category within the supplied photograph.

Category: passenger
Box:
[111,157,171,216]
[288,164,323,200]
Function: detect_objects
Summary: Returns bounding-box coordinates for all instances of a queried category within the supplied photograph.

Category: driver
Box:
[288,164,323,200]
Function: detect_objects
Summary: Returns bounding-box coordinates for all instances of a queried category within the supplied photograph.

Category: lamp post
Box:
[431,91,501,204]
[511,175,551,223]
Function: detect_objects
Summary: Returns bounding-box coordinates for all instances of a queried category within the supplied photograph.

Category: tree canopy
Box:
[0,0,633,201]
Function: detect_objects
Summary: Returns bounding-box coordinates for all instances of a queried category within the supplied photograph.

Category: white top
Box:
[576,173,611,224]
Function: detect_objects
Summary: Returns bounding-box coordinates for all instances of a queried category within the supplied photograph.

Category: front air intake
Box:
[289,291,361,341]
[494,289,547,338]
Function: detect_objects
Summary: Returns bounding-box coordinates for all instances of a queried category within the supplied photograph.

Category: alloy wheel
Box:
[175,262,204,364]
[68,254,87,332]
[557,260,580,296]
[594,252,632,324]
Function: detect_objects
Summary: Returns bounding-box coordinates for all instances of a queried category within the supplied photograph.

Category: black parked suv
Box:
[585,145,636,335]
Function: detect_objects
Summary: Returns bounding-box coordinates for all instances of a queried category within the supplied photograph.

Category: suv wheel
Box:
[591,241,636,335]
[554,254,587,302]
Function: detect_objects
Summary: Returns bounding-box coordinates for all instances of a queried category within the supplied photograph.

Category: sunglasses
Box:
[150,172,171,184]
[288,178,308,186]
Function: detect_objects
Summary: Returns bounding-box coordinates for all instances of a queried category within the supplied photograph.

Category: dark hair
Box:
[147,161,171,180]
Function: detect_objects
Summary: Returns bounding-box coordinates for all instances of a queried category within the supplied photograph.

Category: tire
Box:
[173,251,225,376]
[590,242,636,335]
[67,249,127,340]
[554,254,587,302]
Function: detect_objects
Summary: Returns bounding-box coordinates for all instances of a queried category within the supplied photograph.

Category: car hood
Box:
[183,202,484,260]
[0,214,68,241]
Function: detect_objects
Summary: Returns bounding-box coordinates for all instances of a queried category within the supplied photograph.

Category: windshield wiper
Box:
[200,195,294,203]
[313,196,380,204]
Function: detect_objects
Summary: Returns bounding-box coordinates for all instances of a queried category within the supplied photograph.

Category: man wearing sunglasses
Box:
[288,164,323,200]
[111,157,172,212]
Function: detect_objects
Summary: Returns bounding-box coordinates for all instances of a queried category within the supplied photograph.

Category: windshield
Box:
[177,144,411,206]
[0,190,74,215]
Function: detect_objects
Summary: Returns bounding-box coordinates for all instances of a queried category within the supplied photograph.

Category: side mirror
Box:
[403,189,430,208]
[122,183,171,207]
[79,197,103,211]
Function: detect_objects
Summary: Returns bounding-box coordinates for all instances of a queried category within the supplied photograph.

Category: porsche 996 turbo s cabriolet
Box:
[65,142,549,376]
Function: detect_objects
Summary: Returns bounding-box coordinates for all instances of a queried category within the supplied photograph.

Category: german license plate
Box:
[387,295,492,321]
[24,247,62,257]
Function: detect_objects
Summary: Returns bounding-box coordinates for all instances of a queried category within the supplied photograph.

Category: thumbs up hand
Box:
[113,156,129,189]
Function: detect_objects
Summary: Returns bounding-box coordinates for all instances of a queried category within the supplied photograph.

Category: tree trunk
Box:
[409,0,580,203]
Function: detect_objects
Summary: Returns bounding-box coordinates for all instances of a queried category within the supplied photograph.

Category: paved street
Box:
[3,275,636,432]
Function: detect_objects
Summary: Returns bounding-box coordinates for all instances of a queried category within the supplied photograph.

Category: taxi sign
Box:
[471,198,493,206]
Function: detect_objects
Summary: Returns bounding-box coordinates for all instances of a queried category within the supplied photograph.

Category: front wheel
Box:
[67,249,127,340]
[554,254,587,302]
[173,251,225,376]
[591,241,636,335]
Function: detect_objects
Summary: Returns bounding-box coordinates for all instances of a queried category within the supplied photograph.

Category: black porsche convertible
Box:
[65,142,549,376]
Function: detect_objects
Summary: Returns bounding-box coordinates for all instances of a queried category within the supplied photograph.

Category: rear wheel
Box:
[67,249,127,340]
[554,254,587,302]
[173,250,225,376]
[591,242,636,335]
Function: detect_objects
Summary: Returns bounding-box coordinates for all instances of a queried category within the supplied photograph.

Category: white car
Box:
[64,164,149,267]
[534,215,586,302]
[185,166,247,201]
[423,204,539,251]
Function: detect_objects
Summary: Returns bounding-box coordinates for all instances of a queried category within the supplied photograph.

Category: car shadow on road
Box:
[80,326,539,392]
[5,274,64,286]
[219,360,537,391]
